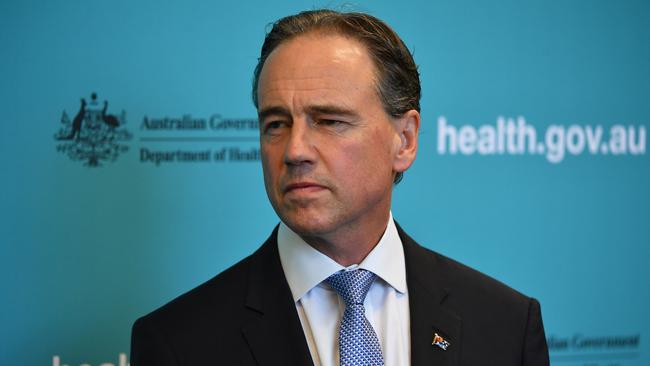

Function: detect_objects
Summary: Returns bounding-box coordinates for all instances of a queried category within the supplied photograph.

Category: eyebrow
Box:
[305,105,359,118]
[257,106,291,122]
[258,104,360,121]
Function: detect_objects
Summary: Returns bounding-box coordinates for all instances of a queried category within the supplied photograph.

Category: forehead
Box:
[257,33,380,109]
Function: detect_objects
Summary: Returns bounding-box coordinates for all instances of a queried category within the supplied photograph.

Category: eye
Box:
[262,120,287,135]
[318,119,344,127]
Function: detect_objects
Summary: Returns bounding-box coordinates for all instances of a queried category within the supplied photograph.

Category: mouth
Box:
[283,182,327,194]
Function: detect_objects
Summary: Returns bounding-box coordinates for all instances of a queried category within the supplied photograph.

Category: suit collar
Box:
[397,222,462,366]
[241,226,314,366]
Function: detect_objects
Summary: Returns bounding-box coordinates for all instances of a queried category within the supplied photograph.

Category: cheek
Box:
[261,147,280,186]
[334,133,394,179]
[365,127,397,170]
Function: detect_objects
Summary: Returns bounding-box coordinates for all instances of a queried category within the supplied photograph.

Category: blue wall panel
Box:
[1,1,647,365]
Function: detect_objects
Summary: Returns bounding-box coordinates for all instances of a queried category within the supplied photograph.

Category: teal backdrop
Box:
[1,1,648,365]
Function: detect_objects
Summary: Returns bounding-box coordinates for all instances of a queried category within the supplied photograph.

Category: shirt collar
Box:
[277,212,407,302]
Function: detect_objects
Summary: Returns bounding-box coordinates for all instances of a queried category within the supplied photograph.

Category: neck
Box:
[298,210,391,267]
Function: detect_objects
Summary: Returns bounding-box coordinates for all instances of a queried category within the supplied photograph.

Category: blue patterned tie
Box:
[326,269,385,366]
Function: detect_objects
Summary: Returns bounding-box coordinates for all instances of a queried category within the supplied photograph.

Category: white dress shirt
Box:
[277,213,411,366]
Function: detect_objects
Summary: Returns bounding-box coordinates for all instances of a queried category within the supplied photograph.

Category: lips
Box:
[283,181,327,193]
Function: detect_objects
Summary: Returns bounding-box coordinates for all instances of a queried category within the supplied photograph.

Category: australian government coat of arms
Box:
[55,92,132,167]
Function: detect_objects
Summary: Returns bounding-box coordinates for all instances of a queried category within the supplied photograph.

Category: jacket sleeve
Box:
[522,298,550,366]
[131,316,179,366]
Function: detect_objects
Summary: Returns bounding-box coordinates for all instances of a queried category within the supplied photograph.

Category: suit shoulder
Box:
[409,242,543,355]
[131,232,283,364]
[405,240,549,364]
[408,239,533,309]
[135,252,254,330]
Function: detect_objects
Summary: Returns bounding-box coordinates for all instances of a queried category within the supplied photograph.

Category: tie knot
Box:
[326,269,377,306]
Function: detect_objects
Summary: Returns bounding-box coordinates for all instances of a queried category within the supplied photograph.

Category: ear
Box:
[392,109,420,173]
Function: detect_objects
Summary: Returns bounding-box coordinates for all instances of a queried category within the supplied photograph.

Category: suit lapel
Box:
[240,228,314,366]
[398,223,462,366]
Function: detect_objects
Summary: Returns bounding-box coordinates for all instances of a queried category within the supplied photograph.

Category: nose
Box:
[284,119,316,167]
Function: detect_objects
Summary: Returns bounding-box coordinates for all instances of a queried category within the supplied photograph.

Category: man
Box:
[131,9,549,366]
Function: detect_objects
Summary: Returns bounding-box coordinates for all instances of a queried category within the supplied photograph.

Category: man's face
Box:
[257,33,412,242]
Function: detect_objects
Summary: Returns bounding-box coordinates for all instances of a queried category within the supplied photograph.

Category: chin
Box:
[280,211,337,237]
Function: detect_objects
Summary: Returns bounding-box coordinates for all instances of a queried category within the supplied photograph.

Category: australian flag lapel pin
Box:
[432,332,451,351]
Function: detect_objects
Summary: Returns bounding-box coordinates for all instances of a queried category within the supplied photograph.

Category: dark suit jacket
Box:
[131,223,549,365]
